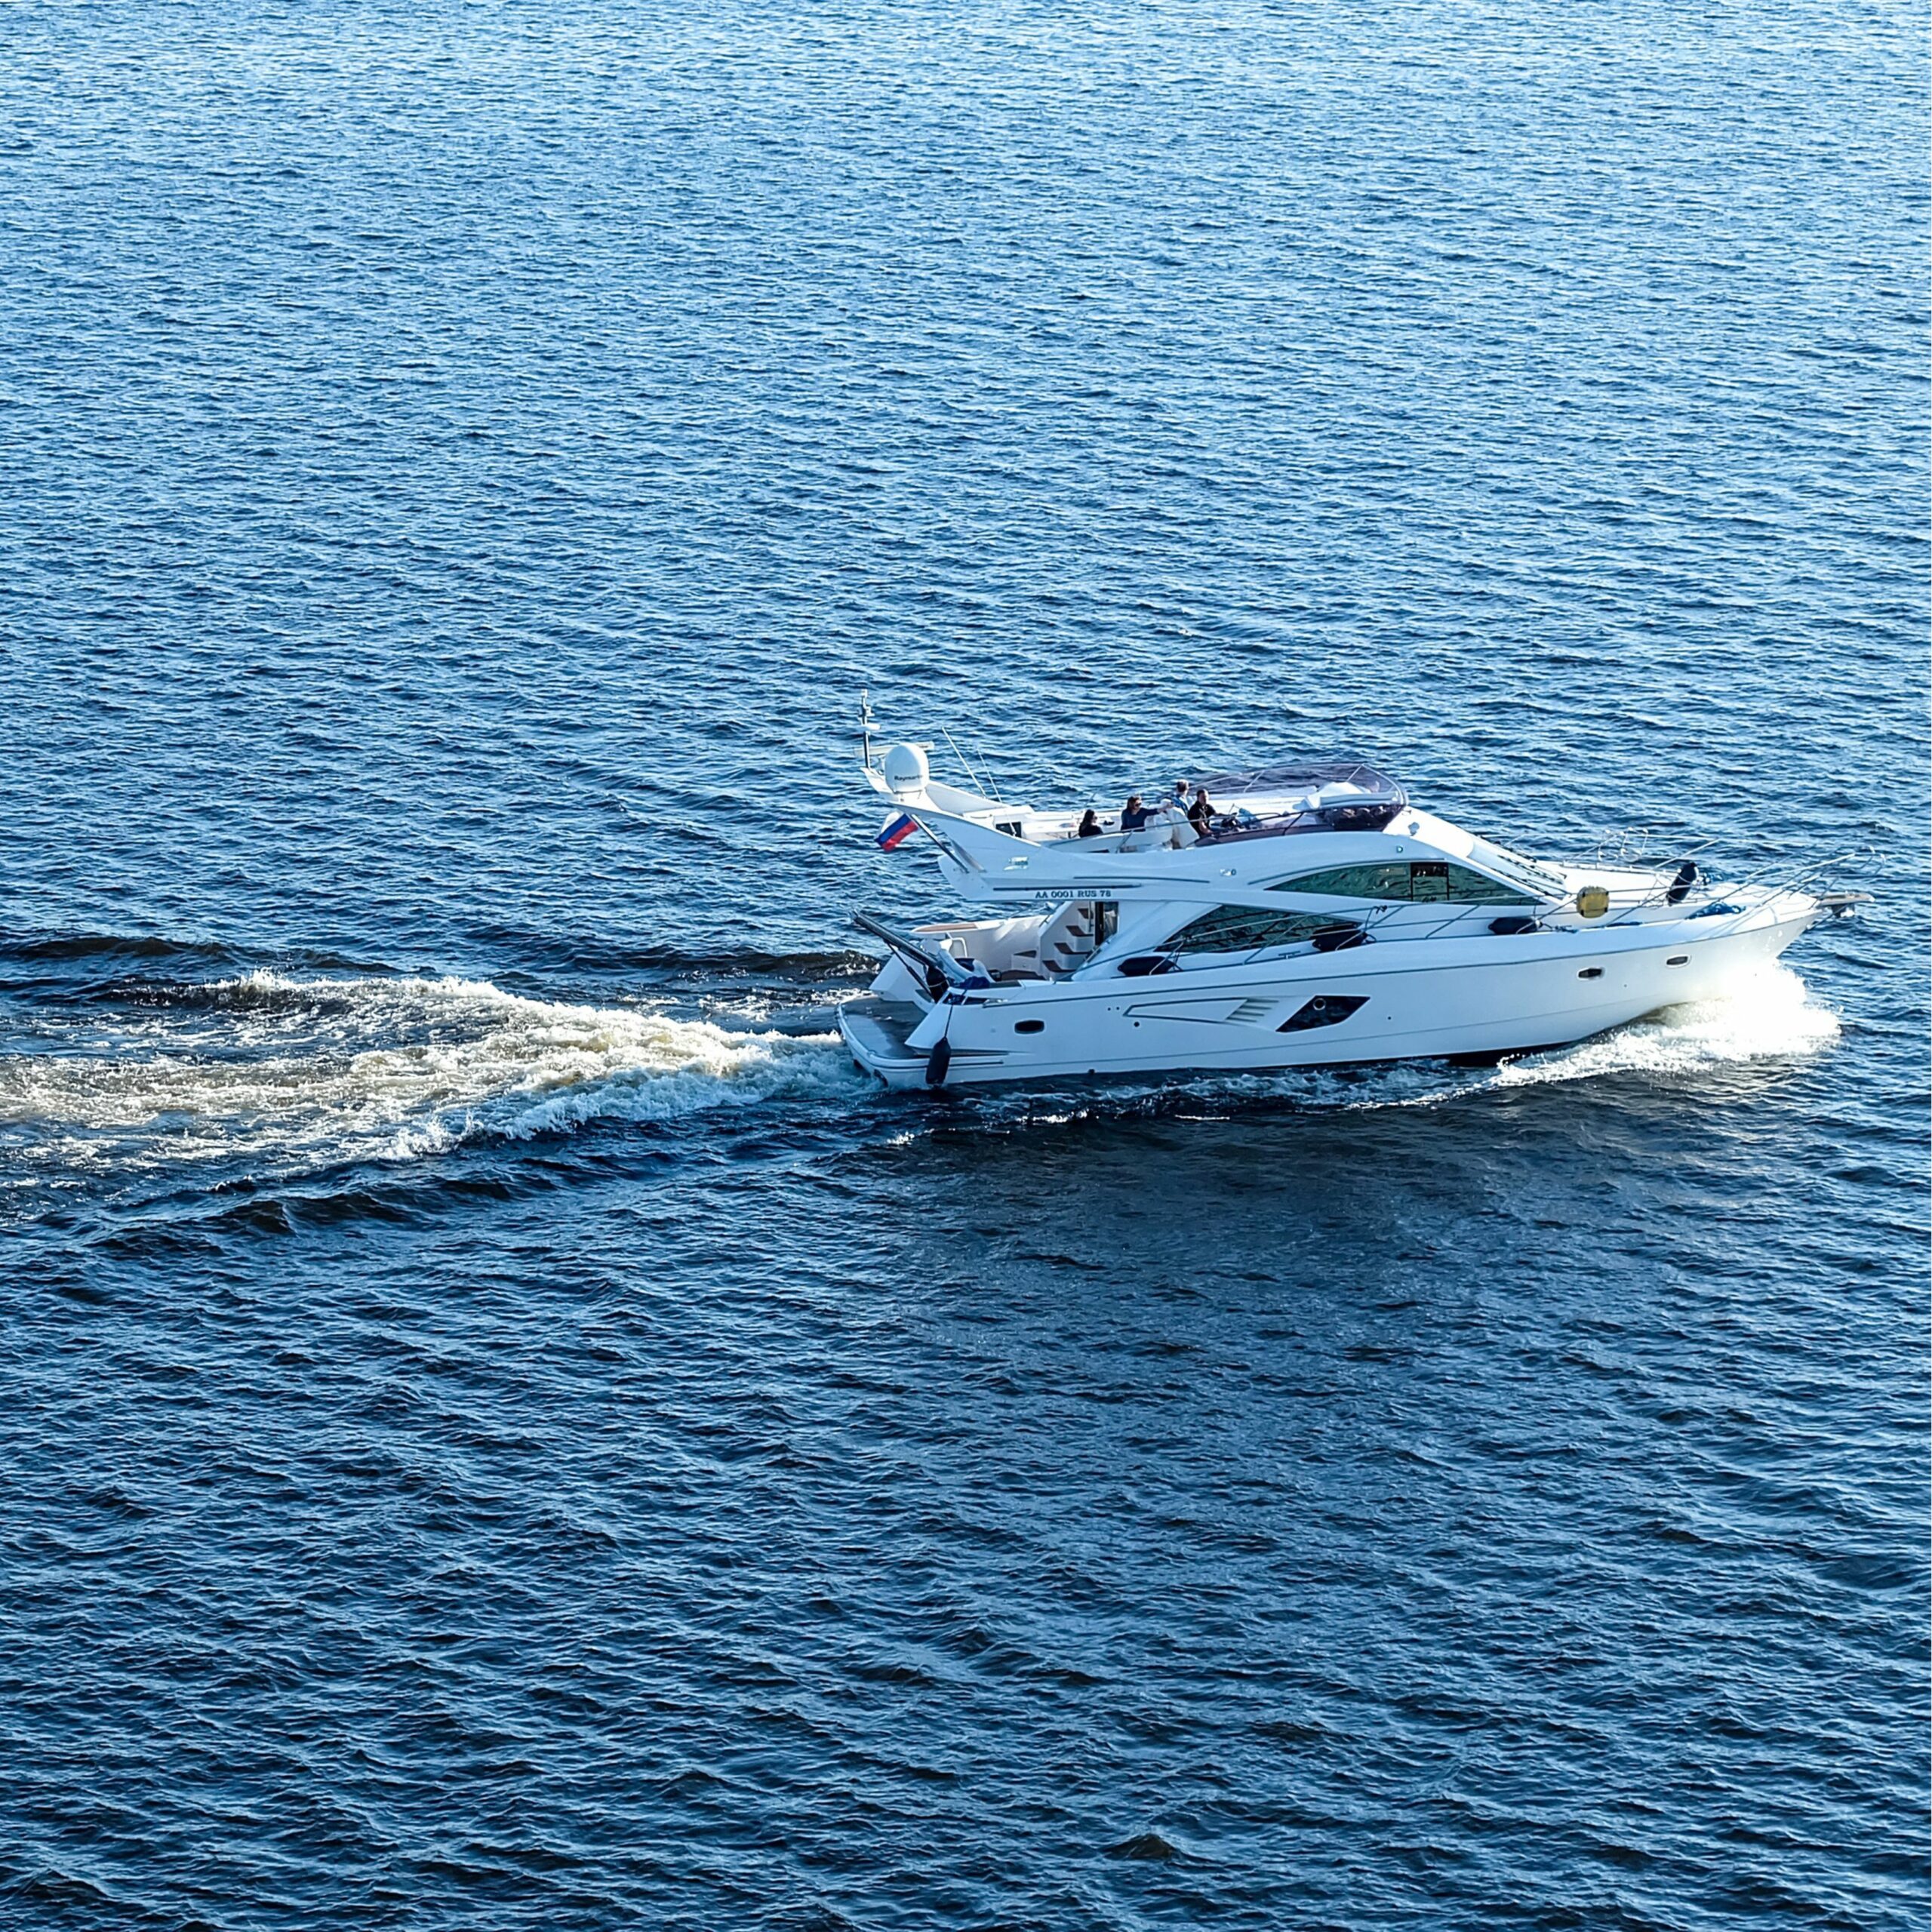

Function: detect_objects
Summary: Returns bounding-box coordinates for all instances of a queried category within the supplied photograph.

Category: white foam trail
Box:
[1490,962,1839,1093]
[0,973,861,1176]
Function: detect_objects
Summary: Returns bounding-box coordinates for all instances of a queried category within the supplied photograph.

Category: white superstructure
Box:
[838,737,1854,1091]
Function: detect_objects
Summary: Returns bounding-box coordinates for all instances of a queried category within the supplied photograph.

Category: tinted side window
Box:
[1428,863,1532,905]
[1167,907,1353,955]
[1269,863,1412,899]
[1273,861,1531,905]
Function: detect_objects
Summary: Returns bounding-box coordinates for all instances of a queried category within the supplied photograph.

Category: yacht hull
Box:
[838,900,1818,1091]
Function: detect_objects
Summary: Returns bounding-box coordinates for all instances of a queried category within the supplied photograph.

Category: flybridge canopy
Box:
[863,735,1415,851]
[1184,760,1406,808]
[1179,760,1410,836]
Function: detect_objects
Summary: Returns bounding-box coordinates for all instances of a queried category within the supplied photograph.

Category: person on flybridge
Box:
[1156,790,1198,845]
[1168,779,1217,838]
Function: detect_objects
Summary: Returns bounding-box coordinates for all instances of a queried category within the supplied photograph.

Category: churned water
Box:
[1,2,1926,1926]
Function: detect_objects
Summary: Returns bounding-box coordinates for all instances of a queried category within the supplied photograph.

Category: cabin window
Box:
[1269,862,1413,900]
[1269,860,1533,906]
[1165,906,1357,956]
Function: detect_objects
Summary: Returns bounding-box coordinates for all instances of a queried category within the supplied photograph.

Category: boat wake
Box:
[0,971,862,1181]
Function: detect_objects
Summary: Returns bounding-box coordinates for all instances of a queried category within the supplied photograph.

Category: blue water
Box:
[2,3,1926,1925]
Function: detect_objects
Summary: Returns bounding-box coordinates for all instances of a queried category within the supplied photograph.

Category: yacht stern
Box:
[838,998,933,1089]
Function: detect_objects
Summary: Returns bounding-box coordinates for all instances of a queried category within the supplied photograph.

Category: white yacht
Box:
[838,734,1855,1090]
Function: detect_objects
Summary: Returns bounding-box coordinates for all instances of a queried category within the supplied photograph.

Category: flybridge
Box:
[861,738,1413,857]
[1176,761,1409,838]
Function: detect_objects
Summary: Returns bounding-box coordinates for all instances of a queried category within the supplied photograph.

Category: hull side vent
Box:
[1278,995,1369,1034]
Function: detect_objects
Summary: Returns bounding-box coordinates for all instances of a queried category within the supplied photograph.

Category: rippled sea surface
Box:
[2,4,1927,1926]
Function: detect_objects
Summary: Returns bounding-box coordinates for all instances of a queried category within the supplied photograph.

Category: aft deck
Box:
[838,997,927,1076]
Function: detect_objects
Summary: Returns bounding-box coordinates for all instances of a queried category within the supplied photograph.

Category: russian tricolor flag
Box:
[875,813,919,851]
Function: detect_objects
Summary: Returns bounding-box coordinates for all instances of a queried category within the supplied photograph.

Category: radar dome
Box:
[881,743,931,798]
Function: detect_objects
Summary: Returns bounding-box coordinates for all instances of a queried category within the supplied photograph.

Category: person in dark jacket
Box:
[1187,786,1215,832]
[1076,809,1103,838]
[1119,794,1151,831]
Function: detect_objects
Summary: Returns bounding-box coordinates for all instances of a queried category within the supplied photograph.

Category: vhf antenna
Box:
[859,690,875,771]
